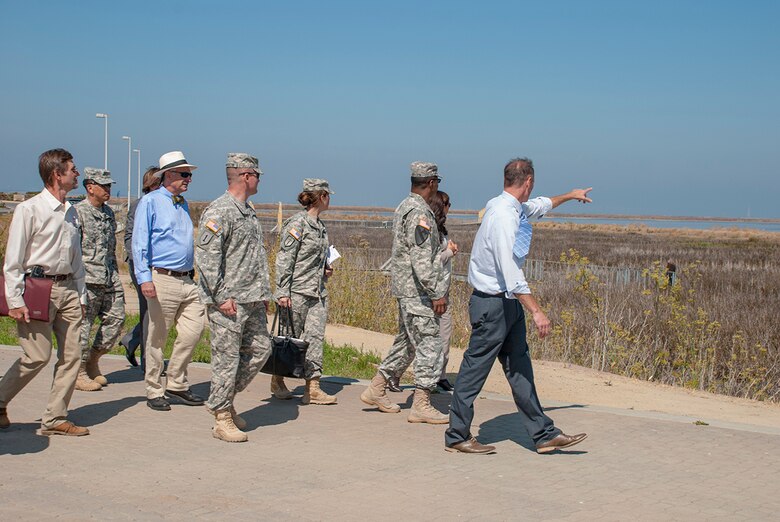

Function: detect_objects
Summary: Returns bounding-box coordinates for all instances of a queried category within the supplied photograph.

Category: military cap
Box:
[83,167,116,185]
[226,152,262,175]
[302,178,335,194]
[410,161,439,179]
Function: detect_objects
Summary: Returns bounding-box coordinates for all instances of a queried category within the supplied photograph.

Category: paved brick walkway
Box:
[1,346,779,520]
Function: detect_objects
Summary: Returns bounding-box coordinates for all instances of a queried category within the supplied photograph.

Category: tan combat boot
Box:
[85,350,107,386]
[408,388,448,424]
[360,372,400,413]
[270,375,293,400]
[230,405,247,430]
[75,363,102,392]
[302,378,337,405]
[213,409,248,443]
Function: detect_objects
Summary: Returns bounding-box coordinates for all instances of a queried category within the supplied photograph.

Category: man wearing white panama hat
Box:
[132,151,206,411]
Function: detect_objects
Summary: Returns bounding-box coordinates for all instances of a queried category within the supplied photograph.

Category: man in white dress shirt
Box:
[445,157,592,454]
[0,149,89,436]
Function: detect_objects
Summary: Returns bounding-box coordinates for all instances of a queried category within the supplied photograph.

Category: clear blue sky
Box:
[1,1,778,217]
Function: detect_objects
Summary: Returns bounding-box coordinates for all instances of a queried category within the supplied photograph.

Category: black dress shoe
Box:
[147,397,171,411]
[445,437,496,454]
[386,375,402,393]
[120,340,138,367]
[437,378,454,392]
[536,432,588,454]
[166,389,205,406]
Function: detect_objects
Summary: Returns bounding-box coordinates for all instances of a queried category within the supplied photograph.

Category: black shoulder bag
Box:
[261,305,309,378]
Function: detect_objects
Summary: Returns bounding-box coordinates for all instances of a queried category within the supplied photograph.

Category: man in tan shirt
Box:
[0,148,89,436]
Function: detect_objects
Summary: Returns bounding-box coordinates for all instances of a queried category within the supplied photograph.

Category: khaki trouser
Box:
[0,279,83,429]
[143,271,205,399]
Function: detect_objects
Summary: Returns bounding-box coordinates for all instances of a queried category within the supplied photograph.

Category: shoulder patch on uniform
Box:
[418,217,431,230]
[282,236,296,250]
[415,222,431,246]
[288,227,301,241]
[205,219,221,234]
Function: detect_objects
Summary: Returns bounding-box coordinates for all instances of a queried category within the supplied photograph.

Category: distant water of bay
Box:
[543,216,780,232]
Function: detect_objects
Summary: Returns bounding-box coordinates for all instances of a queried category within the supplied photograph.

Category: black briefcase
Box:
[261,306,308,378]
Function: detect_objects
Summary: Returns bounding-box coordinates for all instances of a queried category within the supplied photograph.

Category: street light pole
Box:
[133,149,141,199]
[95,113,108,169]
[122,136,131,211]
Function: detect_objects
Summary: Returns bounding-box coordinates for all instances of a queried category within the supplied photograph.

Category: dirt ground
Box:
[325,323,780,430]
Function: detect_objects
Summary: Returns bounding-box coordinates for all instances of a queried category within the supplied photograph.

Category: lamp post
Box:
[95,113,108,170]
[133,149,141,199]
[122,136,131,211]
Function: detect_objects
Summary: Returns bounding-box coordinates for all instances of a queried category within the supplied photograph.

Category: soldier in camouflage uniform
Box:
[195,153,272,443]
[74,168,125,392]
[272,178,337,405]
[360,162,450,424]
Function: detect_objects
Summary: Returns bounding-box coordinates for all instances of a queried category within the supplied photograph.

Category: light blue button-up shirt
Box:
[468,191,552,296]
[132,187,194,284]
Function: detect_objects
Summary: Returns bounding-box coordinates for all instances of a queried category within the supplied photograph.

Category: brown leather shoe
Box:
[445,437,496,454]
[0,407,9,429]
[536,432,587,453]
[40,421,90,437]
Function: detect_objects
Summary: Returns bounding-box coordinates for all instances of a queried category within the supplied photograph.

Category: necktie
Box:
[513,209,533,259]
[172,195,184,205]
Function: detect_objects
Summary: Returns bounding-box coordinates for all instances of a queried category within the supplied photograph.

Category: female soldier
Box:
[271,178,337,405]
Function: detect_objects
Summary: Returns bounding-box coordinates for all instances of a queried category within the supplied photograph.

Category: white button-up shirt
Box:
[3,189,86,309]
[468,191,552,296]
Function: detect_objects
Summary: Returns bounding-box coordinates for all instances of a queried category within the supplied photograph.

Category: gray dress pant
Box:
[445,290,560,446]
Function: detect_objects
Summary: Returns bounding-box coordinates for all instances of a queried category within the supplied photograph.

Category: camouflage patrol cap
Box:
[226,152,262,175]
[83,167,116,185]
[302,178,335,194]
[410,161,439,179]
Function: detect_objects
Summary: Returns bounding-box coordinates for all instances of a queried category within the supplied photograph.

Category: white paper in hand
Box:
[327,245,341,265]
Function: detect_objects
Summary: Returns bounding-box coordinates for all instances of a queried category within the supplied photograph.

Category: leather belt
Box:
[153,267,192,278]
[40,274,71,281]
[472,289,505,298]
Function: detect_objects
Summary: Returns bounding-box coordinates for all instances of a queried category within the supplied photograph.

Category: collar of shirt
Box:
[40,188,68,212]
[499,190,523,214]
[408,192,428,208]
[226,191,254,216]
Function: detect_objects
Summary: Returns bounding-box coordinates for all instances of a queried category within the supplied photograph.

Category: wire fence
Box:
[353,248,649,287]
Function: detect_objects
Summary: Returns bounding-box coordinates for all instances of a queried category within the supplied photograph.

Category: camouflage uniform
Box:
[274,210,329,380]
[196,182,273,412]
[75,196,125,362]
[378,167,449,390]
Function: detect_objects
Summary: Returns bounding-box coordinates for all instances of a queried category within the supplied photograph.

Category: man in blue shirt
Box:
[133,151,206,411]
[445,157,592,454]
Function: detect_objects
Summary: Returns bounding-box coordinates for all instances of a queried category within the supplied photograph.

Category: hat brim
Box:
[155,164,198,178]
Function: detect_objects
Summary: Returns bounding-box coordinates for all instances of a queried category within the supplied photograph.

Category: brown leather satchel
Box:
[0,275,53,322]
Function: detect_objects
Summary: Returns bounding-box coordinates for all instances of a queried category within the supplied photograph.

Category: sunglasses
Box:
[170,171,193,178]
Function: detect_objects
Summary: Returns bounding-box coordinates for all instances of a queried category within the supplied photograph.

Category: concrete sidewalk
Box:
[1,346,779,521]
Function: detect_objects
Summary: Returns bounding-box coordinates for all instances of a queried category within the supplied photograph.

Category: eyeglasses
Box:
[170,171,193,178]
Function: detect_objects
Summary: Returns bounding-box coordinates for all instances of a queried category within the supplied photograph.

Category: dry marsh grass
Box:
[3,209,778,402]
